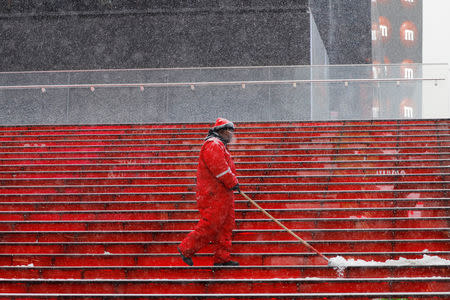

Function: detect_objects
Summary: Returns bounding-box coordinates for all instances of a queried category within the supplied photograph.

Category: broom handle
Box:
[239,191,329,263]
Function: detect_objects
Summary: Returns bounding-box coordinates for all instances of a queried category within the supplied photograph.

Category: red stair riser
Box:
[0,199,447,211]
[0,120,442,129]
[0,198,449,212]
[1,253,449,267]
[2,217,444,232]
[1,142,448,154]
[0,230,447,243]
[1,127,447,136]
[0,160,447,171]
[0,280,446,294]
[0,240,447,254]
[2,128,446,138]
[1,148,448,160]
[1,183,447,194]
[1,154,448,166]
[1,135,447,148]
[1,175,446,187]
[0,190,447,202]
[1,167,447,179]
[0,208,447,222]
[0,265,447,280]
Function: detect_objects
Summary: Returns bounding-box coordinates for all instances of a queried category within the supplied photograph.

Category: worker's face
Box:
[218,128,235,144]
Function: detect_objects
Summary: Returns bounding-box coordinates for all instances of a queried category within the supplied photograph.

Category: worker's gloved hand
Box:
[231,184,241,193]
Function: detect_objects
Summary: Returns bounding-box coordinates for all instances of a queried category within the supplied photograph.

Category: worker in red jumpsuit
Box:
[178,118,240,266]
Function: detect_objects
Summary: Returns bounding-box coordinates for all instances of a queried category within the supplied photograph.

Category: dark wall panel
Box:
[310,0,372,64]
[0,1,310,71]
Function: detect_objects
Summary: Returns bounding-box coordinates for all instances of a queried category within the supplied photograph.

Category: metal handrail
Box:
[0,77,446,90]
[0,63,447,74]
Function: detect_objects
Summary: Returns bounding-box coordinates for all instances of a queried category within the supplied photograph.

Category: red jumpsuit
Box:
[178,137,238,264]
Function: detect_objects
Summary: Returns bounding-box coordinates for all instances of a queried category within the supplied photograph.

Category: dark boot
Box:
[213,260,239,266]
[178,247,193,266]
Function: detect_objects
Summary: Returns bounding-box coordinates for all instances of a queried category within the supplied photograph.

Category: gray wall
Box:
[1,1,312,124]
[309,0,372,64]
[0,1,310,71]
[0,0,379,125]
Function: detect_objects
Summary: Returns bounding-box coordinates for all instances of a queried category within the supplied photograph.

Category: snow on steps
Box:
[0,119,449,298]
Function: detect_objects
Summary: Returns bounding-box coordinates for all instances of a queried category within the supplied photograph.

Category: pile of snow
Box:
[329,254,450,277]
[14,263,35,267]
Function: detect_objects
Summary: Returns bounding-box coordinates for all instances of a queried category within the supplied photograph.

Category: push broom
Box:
[239,191,330,265]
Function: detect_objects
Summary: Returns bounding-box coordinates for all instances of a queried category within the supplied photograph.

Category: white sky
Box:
[422,0,450,118]
[423,0,450,66]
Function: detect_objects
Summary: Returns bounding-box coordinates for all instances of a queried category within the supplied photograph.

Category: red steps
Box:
[1,154,448,167]
[0,170,447,181]
[1,251,449,266]
[1,136,448,147]
[1,216,448,231]
[0,119,449,298]
[0,239,448,255]
[0,173,447,186]
[0,145,446,156]
[0,189,446,201]
[0,197,448,211]
[0,264,448,280]
[0,182,447,194]
[0,120,445,130]
[1,140,448,153]
[0,207,447,221]
[0,228,448,243]
[1,159,449,172]
[0,293,447,300]
[0,278,448,295]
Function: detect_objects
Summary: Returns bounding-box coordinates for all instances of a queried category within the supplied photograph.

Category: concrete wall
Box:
[0,1,313,124]
[0,0,380,125]
[0,1,310,71]
[309,0,372,64]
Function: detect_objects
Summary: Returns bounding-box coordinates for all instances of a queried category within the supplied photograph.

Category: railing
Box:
[0,77,445,90]
[0,64,448,125]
